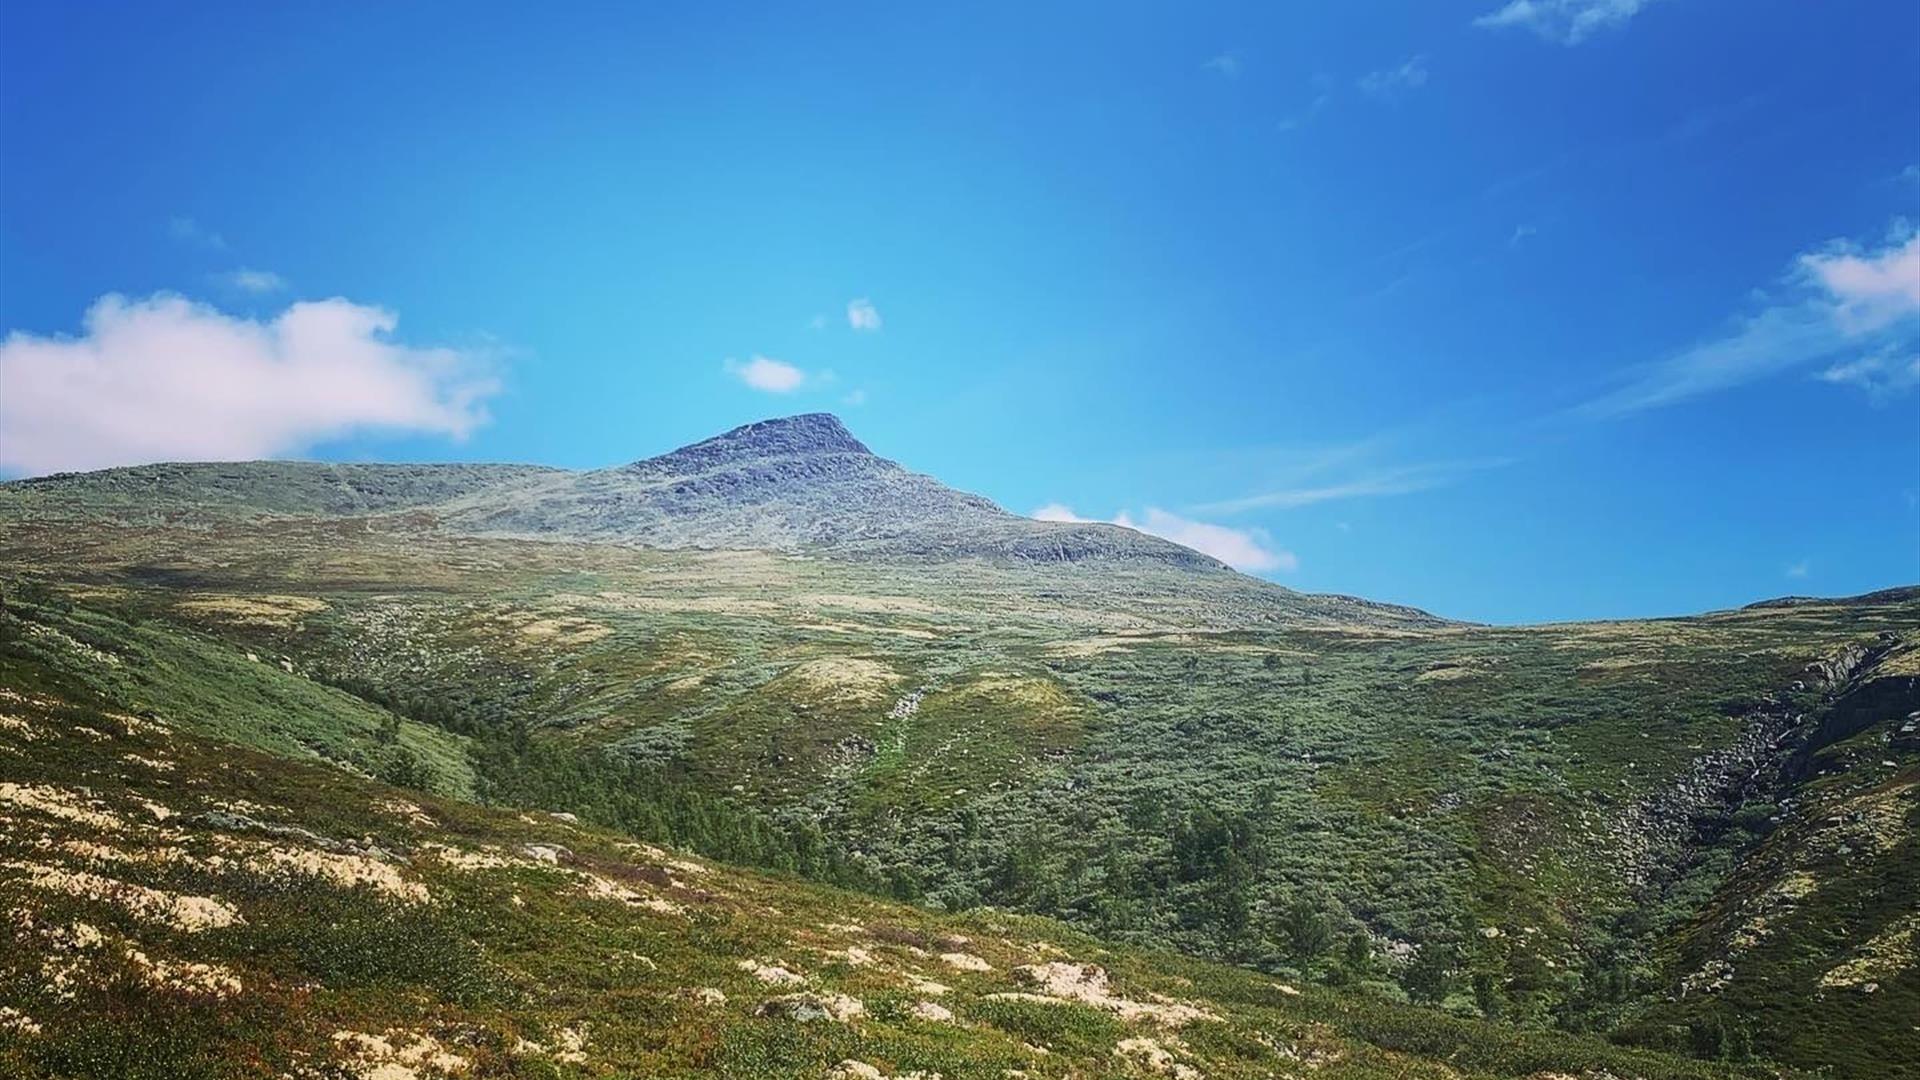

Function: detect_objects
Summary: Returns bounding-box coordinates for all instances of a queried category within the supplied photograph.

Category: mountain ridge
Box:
[2,414,1453,626]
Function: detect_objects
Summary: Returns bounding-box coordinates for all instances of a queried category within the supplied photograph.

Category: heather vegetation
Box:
[0,420,1914,1077]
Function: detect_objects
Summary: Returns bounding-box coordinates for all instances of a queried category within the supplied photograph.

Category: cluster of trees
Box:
[326,670,884,890]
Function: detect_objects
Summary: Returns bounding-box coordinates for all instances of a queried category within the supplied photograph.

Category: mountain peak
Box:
[716,413,868,456]
[632,413,871,471]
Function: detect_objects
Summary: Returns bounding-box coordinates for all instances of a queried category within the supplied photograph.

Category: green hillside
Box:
[0,612,1765,1080]
[1,420,1915,1077]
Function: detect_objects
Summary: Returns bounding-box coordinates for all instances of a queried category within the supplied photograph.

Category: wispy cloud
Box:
[0,294,498,476]
[1030,504,1296,573]
[847,298,883,332]
[724,355,807,393]
[167,216,228,251]
[1785,559,1810,580]
[1202,52,1241,79]
[1192,455,1508,515]
[219,268,286,294]
[1580,223,1920,417]
[1819,351,1920,402]
[1508,224,1538,248]
[842,388,869,407]
[1276,83,1333,133]
[1358,55,1428,101]
[1474,0,1662,45]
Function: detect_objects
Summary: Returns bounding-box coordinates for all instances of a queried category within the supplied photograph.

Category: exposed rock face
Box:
[437,414,1233,571]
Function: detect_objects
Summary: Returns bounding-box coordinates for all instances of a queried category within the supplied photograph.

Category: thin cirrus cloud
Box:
[1190,458,1509,515]
[1819,352,1920,401]
[1474,0,1661,45]
[1357,55,1428,101]
[725,354,808,393]
[847,298,883,332]
[1030,503,1298,573]
[1580,223,1920,417]
[0,293,499,477]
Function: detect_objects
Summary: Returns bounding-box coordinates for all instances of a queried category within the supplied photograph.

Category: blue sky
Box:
[1,1,1916,623]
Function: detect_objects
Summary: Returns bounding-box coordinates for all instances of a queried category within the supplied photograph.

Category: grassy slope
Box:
[0,638,1764,1080]
[0,510,1915,1076]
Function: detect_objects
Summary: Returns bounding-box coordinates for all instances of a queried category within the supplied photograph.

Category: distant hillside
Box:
[0,413,1442,629]
[436,414,1242,572]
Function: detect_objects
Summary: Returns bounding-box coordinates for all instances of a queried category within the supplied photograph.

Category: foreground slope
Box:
[1,519,1914,1076]
[0,630,1755,1080]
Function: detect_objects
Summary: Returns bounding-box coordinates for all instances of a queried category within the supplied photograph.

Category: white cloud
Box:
[847,298,883,332]
[1819,351,1920,401]
[841,388,869,407]
[808,313,829,331]
[1358,56,1428,100]
[1474,0,1660,45]
[725,354,807,393]
[1785,559,1810,579]
[1581,222,1920,416]
[1508,224,1538,247]
[0,293,498,477]
[1801,230,1920,333]
[1120,508,1297,572]
[1028,503,1296,573]
[167,216,227,250]
[220,268,286,294]
[1030,502,1091,523]
[1203,53,1240,78]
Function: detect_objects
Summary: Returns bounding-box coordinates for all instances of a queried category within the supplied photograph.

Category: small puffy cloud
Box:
[1582,222,1920,416]
[1029,503,1296,572]
[1030,502,1092,523]
[1800,230,1920,333]
[1358,56,1428,100]
[0,293,498,477]
[1119,508,1297,572]
[220,268,286,294]
[725,354,806,393]
[847,298,883,332]
[1474,0,1659,45]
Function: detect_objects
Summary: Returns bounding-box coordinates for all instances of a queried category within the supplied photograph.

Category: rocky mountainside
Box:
[0,413,1442,629]
[1,414,1242,574]
[436,413,1233,570]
